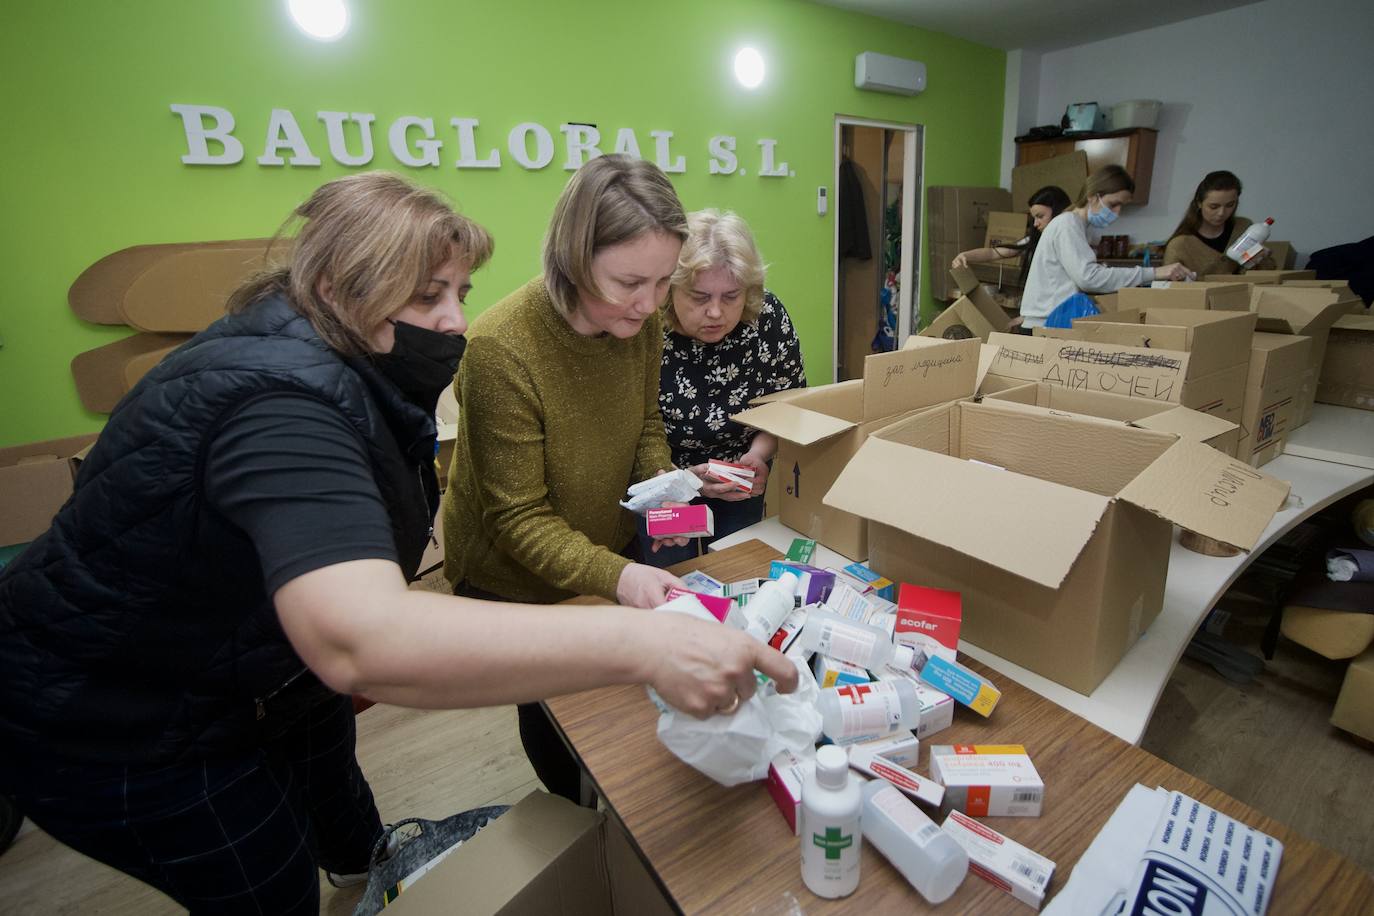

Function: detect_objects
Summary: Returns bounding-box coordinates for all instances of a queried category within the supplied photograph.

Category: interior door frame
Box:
[832,115,924,382]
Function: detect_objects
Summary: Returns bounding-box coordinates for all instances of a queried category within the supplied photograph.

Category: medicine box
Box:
[705,459,756,494]
[848,729,921,769]
[812,654,871,688]
[918,654,1000,717]
[929,744,1044,817]
[769,561,835,605]
[766,748,813,835]
[679,571,724,596]
[841,562,896,601]
[942,810,1055,908]
[645,505,714,538]
[662,587,734,623]
[894,583,961,663]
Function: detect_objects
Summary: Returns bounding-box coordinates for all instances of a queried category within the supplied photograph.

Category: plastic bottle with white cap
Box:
[862,778,968,903]
[1226,217,1274,269]
[744,571,800,642]
[816,678,923,741]
[800,744,863,898]
[795,607,918,671]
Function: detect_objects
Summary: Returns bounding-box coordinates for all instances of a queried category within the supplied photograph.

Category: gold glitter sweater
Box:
[442,277,674,603]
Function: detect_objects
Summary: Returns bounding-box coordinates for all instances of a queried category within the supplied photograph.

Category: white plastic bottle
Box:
[796,607,916,671]
[862,779,968,903]
[817,678,922,741]
[800,745,862,898]
[745,571,800,641]
[1226,216,1274,269]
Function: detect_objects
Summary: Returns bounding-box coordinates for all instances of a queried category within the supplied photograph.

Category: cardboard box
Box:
[1316,313,1374,411]
[930,241,962,300]
[1011,150,1088,214]
[823,400,1290,693]
[1265,240,1296,270]
[984,211,1029,251]
[983,382,1241,456]
[732,337,980,560]
[923,267,1013,343]
[1204,270,1316,283]
[0,434,99,547]
[604,814,675,916]
[1331,646,1374,742]
[1239,332,1312,466]
[1117,283,1251,313]
[1066,307,1256,381]
[1246,286,1352,425]
[383,790,611,916]
[927,186,1012,250]
[990,330,1247,425]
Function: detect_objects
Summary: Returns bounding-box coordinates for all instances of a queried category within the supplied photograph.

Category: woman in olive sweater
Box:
[1163,170,1276,276]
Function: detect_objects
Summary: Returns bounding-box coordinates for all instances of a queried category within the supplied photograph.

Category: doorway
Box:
[833,117,922,382]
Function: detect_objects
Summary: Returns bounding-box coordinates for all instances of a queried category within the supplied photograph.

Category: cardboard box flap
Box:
[1334,314,1374,332]
[823,436,1111,589]
[729,400,856,446]
[1012,150,1088,213]
[1130,406,1238,443]
[1118,439,1290,552]
[860,338,979,421]
[949,266,980,297]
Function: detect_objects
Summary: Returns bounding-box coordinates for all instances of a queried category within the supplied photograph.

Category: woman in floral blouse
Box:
[645,209,807,566]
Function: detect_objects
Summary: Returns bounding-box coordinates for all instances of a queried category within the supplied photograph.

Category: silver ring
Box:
[716,694,741,715]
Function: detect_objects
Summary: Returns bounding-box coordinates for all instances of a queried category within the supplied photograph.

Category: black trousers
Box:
[452,580,583,804]
[3,695,381,914]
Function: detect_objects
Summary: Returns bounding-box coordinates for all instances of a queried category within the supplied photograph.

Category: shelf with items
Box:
[1015,128,1158,205]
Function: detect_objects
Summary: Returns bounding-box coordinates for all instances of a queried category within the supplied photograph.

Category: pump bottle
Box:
[800,745,862,898]
[862,779,968,903]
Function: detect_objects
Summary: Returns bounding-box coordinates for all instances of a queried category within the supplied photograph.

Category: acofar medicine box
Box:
[823,399,1289,694]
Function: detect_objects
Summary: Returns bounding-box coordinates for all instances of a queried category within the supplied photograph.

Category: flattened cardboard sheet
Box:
[1118,438,1290,551]
[69,239,274,325]
[70,332,191,413]
[824,434,1110,589]
[1011,150,1087,213]
[122,245,275,332]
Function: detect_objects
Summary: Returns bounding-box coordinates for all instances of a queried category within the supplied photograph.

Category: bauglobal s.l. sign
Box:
[170,105,794,177]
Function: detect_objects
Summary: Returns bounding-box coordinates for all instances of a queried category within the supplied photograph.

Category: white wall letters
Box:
[170,104,792,179]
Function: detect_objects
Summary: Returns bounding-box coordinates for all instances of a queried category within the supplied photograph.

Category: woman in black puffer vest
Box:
[0,172,797,914]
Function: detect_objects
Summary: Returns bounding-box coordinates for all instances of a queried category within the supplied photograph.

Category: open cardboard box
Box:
[1240,332,1312,467]
[1117,282,1251,313]
[823,399,1290,693]
[1244,286,1354,425]
[1033,307,1255,425]
[731,337,980,559]
[922,268,1012,342]
[0,434,99,547]
[982,331,1192,407]
[1203,270,1316,284]
[983,382,1241,456]
[1316,313,1374,411]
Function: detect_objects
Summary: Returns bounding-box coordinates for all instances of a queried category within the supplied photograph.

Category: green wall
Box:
[0,0,1004,447]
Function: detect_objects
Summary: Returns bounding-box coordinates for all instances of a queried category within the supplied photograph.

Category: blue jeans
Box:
[638,492,768,569]
[2,696,380,914]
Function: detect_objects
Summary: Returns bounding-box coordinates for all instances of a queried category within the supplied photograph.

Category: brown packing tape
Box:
[70,332,191,413]
[69,239,276,325]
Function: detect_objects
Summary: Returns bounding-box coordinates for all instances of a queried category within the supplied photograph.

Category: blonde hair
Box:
[228,171,493,355]
[664,209,768,333]
[542,155,688,317]
[1076,165,1136,208]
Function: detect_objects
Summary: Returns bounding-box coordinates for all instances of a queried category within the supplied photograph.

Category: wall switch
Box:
[817,186,828,216]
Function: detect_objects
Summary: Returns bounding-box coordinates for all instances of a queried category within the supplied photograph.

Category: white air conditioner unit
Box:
[854,52,926,96]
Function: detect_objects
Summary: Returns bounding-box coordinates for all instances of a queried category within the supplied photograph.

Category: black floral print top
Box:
[659,290,807,468]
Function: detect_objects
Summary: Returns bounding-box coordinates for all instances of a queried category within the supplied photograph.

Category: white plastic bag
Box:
[620,468,703,514]
[648,597,822,786]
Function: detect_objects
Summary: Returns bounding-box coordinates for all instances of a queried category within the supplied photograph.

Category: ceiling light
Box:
[288,0,349,41]
[734,48,765,89]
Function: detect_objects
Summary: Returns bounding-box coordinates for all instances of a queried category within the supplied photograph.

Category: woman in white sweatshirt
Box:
[1018,165,1192,331]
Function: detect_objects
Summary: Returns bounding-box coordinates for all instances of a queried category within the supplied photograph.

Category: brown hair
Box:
[1168,170,1243,243]
[542,154,688,317]
[1076,165,1135,208]
[227,172,493,355]
[664,209,768,333]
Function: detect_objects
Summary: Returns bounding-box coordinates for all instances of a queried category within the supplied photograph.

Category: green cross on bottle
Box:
[812,826,853,860]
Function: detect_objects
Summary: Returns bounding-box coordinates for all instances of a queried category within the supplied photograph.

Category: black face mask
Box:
[373,320,466,411]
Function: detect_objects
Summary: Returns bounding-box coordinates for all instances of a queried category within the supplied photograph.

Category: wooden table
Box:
[548,540,1374,914]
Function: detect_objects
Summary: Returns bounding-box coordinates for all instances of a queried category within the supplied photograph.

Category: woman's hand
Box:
[647,613,799,717]
[690,462,750,501]
[1155,262,1196,282]
[1008,315,1025,329]
[617,563,685,608]
[951,252,970,269]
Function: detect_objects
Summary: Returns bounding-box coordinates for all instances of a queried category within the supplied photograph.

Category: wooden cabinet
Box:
[1015,128,1158,205]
